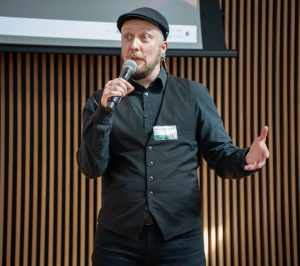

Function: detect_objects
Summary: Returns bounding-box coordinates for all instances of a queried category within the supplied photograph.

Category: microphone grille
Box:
[123,59,137,72]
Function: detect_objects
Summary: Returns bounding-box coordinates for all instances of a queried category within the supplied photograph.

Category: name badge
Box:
[153,125,178,141]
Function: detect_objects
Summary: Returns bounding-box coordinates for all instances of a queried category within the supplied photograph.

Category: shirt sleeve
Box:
[77,90,112,178]
[189,80,258,178]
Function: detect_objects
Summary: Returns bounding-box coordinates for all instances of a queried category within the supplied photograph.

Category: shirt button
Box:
[148,161,154,167]
[149,191,154,197]
[147,146,153,152]
[148,176,154,182]
[145,205,149,211]
[144,114,149,119]
[144,92,149,96]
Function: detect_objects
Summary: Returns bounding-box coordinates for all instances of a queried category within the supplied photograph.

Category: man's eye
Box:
[124,35,132,40]
[141,34,150,41]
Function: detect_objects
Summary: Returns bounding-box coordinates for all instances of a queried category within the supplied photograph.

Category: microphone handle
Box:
[105,63,136,113]
[105,96,121,113]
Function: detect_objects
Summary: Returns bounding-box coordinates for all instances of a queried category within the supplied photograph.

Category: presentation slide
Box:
[0,0,203,50]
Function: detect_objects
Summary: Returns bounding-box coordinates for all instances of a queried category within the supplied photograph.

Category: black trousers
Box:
[92,223,206,266]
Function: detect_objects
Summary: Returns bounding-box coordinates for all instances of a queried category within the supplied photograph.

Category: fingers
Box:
[107,79,133,97]
[244,159,266,171]
[245,147,269,170]
[101,78,134,107]
[259,126,269,141]
[244,125,270,171]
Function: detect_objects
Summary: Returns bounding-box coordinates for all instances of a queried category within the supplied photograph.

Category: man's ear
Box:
[161,41,168,54]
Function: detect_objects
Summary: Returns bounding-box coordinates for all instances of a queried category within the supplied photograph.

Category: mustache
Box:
[128,54,145,61]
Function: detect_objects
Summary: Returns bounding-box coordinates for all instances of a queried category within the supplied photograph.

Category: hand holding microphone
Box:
[103,60,137,113]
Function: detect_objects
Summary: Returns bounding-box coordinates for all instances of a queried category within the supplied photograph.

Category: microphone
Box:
[105,59,137,113]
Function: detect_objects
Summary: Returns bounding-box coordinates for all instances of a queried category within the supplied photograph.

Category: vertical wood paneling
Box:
[259,1,269,265]
[6,53,14,266]
[56,54,63,266]
[72,54,79,266]
[228,1,239,265]
[274,0,284,265]
[64,54,71,266]
[252,0,260,264]
[267,0,277,265]
[237,2,247,266]
[0,0,299,265]
[216,58,224,266]
[48,54,55,266]
[14,53,21,266]
[79,55,86,266]
[282,1,291,265]
[40,54,47,266]
[0,52,5,266]
[23,53,31,266]
[289,1,299,265]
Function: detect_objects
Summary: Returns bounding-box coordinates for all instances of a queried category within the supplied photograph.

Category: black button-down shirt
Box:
[129,68,167,136]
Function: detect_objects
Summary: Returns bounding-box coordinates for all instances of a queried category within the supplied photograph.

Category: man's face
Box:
[121,19,168,80]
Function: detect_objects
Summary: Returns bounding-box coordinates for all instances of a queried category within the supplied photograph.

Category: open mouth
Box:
[133,59,143,64]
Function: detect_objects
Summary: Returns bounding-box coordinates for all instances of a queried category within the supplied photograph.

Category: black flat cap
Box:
[117,7,169,40]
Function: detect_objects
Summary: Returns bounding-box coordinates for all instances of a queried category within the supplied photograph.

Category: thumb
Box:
[259,126,269,141]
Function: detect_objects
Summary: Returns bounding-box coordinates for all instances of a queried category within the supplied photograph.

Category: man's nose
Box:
[129,37,141,50]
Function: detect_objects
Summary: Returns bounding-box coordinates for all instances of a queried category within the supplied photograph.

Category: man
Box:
[77,7,269,266]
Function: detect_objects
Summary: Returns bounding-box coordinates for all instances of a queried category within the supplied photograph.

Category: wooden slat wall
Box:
[0,0,299,265]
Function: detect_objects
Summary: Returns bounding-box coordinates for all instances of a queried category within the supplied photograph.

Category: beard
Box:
[124,52,161,80]
[132,64,154,80]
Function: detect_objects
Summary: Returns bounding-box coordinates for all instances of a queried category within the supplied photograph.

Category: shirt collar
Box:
[131,67,167,92]
[156,66,167,88]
